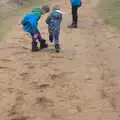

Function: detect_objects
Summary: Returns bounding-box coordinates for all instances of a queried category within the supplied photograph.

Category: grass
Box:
[0,0,50,39]
[99,0,120,28]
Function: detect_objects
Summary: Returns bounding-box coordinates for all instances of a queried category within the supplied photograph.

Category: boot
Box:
[40,39,48,49]
[55,44,60,53]
[68,24,77,28]
[32,41,39,52]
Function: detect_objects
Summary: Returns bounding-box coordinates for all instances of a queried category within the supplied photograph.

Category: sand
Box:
[0,0,120,120]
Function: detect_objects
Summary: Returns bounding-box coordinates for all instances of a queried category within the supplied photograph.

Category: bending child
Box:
[21,5,50,52]
[46,5,63,53]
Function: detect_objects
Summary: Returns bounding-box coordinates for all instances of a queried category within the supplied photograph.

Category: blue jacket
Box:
[21,8,41,34]
[46,10,62,32]
[70,0,81,6]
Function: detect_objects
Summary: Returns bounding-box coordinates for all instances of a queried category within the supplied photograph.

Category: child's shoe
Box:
[68,24,77,28]
[32,41,39,52]
[55,44,60,53]
[40,39,48,49]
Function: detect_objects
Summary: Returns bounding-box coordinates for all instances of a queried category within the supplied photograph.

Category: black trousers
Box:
[72,6,79,25]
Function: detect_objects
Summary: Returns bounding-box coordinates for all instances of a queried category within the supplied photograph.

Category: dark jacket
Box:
[46,10,62,32]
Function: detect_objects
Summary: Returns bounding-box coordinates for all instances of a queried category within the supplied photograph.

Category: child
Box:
[21,5,50,52]
[46,5,63,53]
[68,0,82,28]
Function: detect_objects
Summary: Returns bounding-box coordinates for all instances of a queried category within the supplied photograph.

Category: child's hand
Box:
[18,16,22,25]
[19,24,23,29]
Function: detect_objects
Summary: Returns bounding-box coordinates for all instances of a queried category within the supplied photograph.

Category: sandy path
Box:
[0,0,120,120]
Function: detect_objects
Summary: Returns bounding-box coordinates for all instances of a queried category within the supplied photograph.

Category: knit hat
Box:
[32,8,41,17]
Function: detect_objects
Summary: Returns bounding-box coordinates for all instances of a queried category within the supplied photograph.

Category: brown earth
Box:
[0,0,120,120]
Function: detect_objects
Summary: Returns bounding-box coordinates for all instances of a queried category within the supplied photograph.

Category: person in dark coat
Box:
[68,0,82,28]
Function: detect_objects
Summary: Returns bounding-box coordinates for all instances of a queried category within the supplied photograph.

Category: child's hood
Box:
[32,8,42,18]
[52,10,63,15]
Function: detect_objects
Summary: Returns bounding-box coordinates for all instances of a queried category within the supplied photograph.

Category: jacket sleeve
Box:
[21,14,27,25]
[60,14,62,23]
[46,15,51,25]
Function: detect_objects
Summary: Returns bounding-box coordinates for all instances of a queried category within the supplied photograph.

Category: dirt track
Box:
[0,0,120,120]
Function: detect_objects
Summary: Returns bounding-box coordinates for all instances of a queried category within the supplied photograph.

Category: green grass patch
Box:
[0,0,50,39]
[99,0,120,28]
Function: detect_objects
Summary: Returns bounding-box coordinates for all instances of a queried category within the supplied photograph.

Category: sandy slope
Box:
[0,0,120,120]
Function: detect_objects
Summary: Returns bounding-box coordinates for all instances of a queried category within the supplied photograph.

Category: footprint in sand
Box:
[74,44,79,47]
[7,88,15,94]
[7,90,28,120]
[0,59,14,71]
[0,57,15,71]
[10,115,29,120]
[110,98,117,110]
[0,66,16,71]
[0,58,13,63]
[50,111,63,119]
[100,88,108,99]
[8,106,29,120]
[50,74,59,80]
[76,105,83,112]
[100,88,117,110]
[50,54,65,59]
[20,72,29,81]
[50,72,74,81]
[8,104,22,118]
[35,96,54,107]
[0,66,10,69]
[24,63,35,69]
[13,51,27,55]
[39,84,50,89]
[30,81,50,91]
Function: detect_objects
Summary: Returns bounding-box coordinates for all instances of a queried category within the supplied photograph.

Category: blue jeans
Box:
[49,30,60,45]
